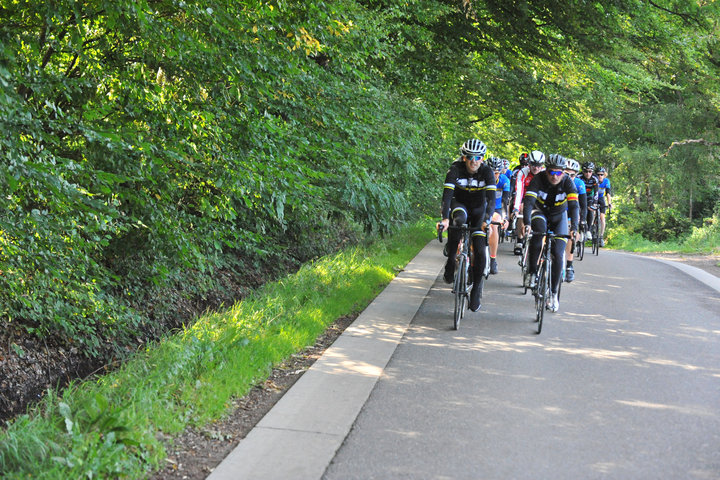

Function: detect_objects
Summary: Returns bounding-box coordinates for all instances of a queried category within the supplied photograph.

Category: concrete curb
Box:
[206,240,443,480]
[614,251,720,294]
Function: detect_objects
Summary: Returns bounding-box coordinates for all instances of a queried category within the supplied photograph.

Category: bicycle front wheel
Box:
[535,258,549,333]
[591,223,599,255]
[453,255,467,330]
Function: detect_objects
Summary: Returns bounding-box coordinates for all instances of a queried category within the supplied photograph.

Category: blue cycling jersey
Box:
[495,173,511,209]
[573,177,586,195]
[598,177,611,198]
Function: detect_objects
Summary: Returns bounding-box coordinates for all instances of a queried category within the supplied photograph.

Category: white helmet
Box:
[566,158,580,172]
[528,150,545,166]
[460,139,487,157]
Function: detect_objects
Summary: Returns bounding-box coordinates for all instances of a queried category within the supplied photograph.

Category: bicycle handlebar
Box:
[437,223,444,243]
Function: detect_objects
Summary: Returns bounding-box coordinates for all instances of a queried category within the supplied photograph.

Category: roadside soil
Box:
[151,252,720,480]
[622,251,720,279]
[150,313,358,480]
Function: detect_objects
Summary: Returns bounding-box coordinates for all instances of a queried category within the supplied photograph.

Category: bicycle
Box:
[589,208,600,256]
[519,232,533,294]
[574,223,585,261]
[437,223,473,330]
[530,231,572,334]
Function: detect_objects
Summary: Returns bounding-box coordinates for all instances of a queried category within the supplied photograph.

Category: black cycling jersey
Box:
[523,173,580,231]
[581,173,600,203]
[441,159,496,224]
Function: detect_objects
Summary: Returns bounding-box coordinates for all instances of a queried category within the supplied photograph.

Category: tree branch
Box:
[646,0,702,27]
[662,138,720,156]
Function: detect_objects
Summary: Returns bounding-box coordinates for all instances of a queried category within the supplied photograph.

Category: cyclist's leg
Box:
[564,214,575,282]
[586,206,596,238]
[468,230,487,311]
[514,202,525,254]
[598,199,607,245]
[488,210,502,273]
[467,207,487,311]
[444,201,467,282]
[527,212,547,281]
[549,213,569,295]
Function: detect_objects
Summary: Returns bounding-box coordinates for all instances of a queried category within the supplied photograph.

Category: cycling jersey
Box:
[495,173,511,211]
[573,176,588,222]
[581,173,600,204]
[598,177,611,199]
[523,173,580,231]
[441,159,496,224]
[512,166,537,213]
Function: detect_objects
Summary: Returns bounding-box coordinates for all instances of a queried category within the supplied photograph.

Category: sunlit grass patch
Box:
[0,218,434,479]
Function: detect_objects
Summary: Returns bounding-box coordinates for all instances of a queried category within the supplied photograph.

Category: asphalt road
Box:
[323,242,720,479]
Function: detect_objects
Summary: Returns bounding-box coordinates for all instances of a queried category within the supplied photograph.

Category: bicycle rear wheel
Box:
[453,255,467,330]
[576,234,585,261]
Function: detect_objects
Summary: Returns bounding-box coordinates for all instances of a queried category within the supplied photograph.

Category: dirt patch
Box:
[150,313,357,480]
[624,251,720,280]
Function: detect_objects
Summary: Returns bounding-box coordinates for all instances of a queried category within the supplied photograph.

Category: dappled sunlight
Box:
[344,321,408,339]
[615,399,717,417]
[605,329,657,338]
[644,356,705,372]
[385,429,422,439]
[545,345,638,361]
[316,349,385,377]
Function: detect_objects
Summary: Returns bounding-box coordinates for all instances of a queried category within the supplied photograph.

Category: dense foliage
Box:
[1,1,719,357]
[0,0,455,357]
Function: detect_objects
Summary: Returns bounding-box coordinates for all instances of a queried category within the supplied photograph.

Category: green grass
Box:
[0,218,435,479]
[606,217,720,255]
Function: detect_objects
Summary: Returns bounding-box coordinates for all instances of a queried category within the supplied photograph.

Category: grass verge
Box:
[607,223,720,255]
[0,218,435,479]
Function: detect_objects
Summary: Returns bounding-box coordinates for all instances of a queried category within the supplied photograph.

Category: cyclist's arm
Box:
[568,196,579,232]
[441,167,457,220]
[578,192,587,224]
[512,169,526,213]
[483,175,497,228]
[522,190,537,227]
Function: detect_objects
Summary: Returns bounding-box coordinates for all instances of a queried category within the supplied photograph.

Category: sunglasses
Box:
[548,169,564,176]
[467,155,484,162]
[583,169,593,173]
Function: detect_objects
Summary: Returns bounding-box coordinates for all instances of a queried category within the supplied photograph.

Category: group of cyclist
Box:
[439,139,612,314]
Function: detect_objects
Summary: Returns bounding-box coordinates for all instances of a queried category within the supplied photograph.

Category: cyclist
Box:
[508,153,529,240]
[439,139,497,312]
[512,151,545,255]
[580,161,600,240]
[522,154,579,312]
[563,159,587,282]
[501,158,512,183]
[596,166,612,247]
[488,156,510,274]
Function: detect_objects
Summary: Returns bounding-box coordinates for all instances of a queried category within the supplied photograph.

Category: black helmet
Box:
[518,153,530,166]
[460,139,487,157]
[487,157,503,171]
[595,166,607,174]
[546,153,567,169]
[528,150,545,166]
[582,161,595,171]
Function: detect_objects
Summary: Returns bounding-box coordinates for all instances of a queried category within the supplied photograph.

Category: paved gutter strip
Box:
[206,240,443,480]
